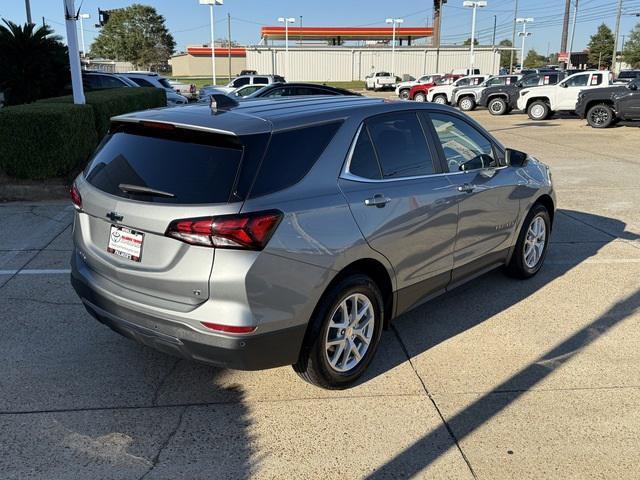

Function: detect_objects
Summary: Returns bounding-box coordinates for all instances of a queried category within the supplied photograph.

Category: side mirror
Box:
[506,148,528,167]
[560,83,568,88]
[629,82,638,90]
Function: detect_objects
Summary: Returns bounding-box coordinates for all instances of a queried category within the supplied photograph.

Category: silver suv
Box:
[70,96,555,389]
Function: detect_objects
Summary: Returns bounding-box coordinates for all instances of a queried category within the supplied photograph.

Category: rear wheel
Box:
[586,103,614,128]
[414,92,426,102]
[293,274,384,389]
[527,100,550,120]
[488,97,508,115]
[433,94,447,105]
[399,89,410,100]
[506,203,551,279]
[458,96,476,111]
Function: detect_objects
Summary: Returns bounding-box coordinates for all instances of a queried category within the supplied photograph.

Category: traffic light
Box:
[95,8,110,27]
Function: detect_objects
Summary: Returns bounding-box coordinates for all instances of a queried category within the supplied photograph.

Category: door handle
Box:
[364,194,390,207]
[457,183,475,193]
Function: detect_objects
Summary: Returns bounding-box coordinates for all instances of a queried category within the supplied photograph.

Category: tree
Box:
[623,22,640,68]
[0,20,69,105]
[523,49,547,68]
[498,39,513,67]
[90,4,175,69]
[587,23,614,68]
[463,37,479,46]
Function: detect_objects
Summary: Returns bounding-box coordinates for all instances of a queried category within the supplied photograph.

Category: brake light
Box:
[201,322,256,334]
[140,121,176,130]
[165,210,283,250]
[70,182,82,210]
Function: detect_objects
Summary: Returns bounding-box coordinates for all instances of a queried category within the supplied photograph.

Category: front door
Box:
[618,81,640,120]
[424,111,521,281]
[339,111,460,313]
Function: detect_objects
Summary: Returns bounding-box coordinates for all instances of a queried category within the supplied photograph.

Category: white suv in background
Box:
[427,75,488,104]
[121,72,189,106]
[395,74,442,99]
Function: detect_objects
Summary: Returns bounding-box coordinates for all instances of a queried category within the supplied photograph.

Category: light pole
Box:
[463,1,487,74]
[62,0,85,104]
[385,18,403,77]
[278,17,295,79]
[517,17,533,69]
[200,0,223,85]
[78,13,90,56]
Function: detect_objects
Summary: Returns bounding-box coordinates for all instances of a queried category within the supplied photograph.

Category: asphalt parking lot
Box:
[1,108,639,479]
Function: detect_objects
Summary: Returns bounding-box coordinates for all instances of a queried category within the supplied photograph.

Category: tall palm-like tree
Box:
[0,20,69,105]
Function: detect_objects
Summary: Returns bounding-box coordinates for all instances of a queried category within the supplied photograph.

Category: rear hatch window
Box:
[85,124,260,204]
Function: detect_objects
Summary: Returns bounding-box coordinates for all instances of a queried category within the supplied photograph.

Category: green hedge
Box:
[40,87,166,137]
[0,103,97,179]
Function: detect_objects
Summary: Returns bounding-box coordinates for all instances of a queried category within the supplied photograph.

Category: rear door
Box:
[425,111,520,280]
[339,112,459,310]
[76,123,266,308]
[557,73,602,110]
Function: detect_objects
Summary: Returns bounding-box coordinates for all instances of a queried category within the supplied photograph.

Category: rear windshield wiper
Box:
[118,183,175,198]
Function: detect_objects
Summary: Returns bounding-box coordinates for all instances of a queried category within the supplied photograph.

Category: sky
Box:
[2,0,640,57]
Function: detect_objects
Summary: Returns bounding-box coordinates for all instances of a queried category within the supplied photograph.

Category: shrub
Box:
[0,103,97,179]
[40,87,166,137]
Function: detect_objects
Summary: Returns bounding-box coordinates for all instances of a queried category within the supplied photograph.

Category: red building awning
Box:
[186,47,247,57]
[261,26,432,41]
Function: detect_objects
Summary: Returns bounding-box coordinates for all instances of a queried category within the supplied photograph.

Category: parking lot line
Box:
[0,269,71,275]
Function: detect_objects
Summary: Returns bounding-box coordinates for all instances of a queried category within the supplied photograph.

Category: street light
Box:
[516,17,533,69]
[78,13,90,57]
[463,1,487,74]
[200,0,223,86]
[385,18,403,77]
[278,17,295,79]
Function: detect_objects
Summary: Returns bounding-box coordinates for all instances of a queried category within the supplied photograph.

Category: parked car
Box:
[243,83,360,99]
[70,96,555,389]
[120,72,189,106]
[576,78,640,128]
[230,84,268,98]
[517,70,614,120]
[427,74,489,104]
[168,79,197,99]
[395,74,443,99]
[210,74,286,94]
[408,74,463,102]
[615,69,640,84]
[451,75,521,111]
[365,71,396,91]
[477,71,566,115]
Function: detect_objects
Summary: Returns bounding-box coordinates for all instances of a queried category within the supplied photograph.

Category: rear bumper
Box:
[71,270,307,371]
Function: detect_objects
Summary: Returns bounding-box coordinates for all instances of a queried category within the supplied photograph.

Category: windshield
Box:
[619,71,640,79]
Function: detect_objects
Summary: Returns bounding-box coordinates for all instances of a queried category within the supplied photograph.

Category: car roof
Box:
[112,96,454,136]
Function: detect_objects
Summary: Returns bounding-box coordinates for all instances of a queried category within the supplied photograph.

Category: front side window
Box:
[485,77,503,86]
[429,113,497,172]
[564,74,589,87]
[456,78,471,87]
[232,77,250,87]
[366,112,435,179]
[98,75,127,89]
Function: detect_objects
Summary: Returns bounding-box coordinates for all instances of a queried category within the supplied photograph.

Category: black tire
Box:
[293,274,384,389]
[506,203,551,279]
[458,96,476,111]
[586,103,614,128]
[433,94,447,105]
[527,100,550,121]
[399,89,410,100]
[488,97,508,115]
[414,92,426,102]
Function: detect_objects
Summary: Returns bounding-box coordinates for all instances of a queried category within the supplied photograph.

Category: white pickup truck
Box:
[365,71,396,91]
[517,70,614,120]
[426,75,488,104]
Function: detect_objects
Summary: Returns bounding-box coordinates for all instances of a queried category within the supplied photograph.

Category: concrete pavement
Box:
[0,110,638,479]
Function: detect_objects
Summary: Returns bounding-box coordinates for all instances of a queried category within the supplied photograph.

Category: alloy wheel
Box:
[490,100,505,114]
[589,107,610,126]
[324,293,375,373]
[434,95,446,104]
[523,216,547,268]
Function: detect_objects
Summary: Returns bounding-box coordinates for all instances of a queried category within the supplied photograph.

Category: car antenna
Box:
[209,94,239,113]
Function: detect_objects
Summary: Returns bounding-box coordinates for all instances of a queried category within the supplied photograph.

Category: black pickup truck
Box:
[477,71,565,115]
[575,79,640,128]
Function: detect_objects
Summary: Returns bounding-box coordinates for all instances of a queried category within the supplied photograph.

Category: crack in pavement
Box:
[151,359,181,406]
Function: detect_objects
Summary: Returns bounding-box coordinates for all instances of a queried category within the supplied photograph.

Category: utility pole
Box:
[434,0,443,73]
[492,15,497,46]
[25,0,32,24]
[567,0,579,69]
[509,0,519,73]
[227,13,232,81]
[612,0,623,73]
[560,0,571,69]
[299,16,303,44]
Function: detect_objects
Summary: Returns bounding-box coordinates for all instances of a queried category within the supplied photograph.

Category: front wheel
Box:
[488,97,508,115]
[433,94,447,105]
[586,103,614,128]
[399,89,410,100]
[506,204,551,279]
[458,97,476,111]
[527,101,550,120]
[413,92,426,102]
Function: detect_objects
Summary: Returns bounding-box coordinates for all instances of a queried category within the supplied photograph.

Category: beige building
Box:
[169,47,247,78]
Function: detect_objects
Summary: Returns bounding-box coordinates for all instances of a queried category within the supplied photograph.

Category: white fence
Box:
[246,47,501,82]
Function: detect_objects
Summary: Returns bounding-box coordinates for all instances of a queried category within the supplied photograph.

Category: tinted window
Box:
[590,73,603,86]
[349,128,382,180]
[253,76,269,84]
[367,112,435,179]
[456,78,471,87]
[565,74,589,87]
[233,77,250,87]
[249,122,342,198]
[295,87,333,96]
[130,77,154,87]
[429,113,497,172]
[85,129,244,204]
[83,75,101,90]
[521,74,540,87]
[619,71,640,79]
[485,77,503,86]
[100,76,127,88]
[158,78,172,89]
[263,87,286,97]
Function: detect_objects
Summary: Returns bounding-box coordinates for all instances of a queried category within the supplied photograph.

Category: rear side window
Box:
[130,77,154,87]
[253,77,269,84]
[249,122,342,198]
[84,128,244,204]
[366,112,435,178]
[349,128,382,180]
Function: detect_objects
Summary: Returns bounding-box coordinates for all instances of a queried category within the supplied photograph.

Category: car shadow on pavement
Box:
[360,208,640,478]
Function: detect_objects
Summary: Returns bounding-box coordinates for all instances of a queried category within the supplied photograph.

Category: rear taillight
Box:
[201,322,256,334]
[70,182,82,210]
[165,210,283,250]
